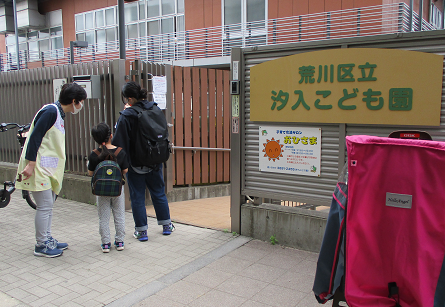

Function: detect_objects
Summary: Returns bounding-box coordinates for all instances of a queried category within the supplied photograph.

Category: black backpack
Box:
[91,148,123,197]
[130,103,171,167]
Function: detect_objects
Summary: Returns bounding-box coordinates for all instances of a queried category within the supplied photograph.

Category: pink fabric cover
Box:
[345,135,445,307]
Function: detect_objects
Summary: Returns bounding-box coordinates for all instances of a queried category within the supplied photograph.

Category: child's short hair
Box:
[91,123,111,145]
[91,123,116,162]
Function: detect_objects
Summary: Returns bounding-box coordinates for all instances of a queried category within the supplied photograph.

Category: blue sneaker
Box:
[34,241,63,258]
[48,236,68,250]
[114,241,124,251]
[162,223,175,235]
[101,243,111,253]
[133,230,148,241]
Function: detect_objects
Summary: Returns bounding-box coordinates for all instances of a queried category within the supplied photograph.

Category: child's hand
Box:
[124,103,130,109]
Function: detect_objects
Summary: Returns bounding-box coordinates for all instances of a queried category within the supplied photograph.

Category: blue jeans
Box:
[126,165,171,231]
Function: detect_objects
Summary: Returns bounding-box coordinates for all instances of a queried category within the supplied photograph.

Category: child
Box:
[88,123,129,252]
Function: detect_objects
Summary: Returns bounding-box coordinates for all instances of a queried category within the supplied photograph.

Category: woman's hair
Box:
[59,83,87,105]
[91,122,116,162]
[121,81,148,102]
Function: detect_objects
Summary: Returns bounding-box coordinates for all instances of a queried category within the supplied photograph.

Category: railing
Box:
[172,146,231,153]
[0,3,437,72]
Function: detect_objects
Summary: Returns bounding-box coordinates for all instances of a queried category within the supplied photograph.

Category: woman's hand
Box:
[21,161,36,180]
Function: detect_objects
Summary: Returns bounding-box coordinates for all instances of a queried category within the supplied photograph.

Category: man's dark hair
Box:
[59,83,87,105]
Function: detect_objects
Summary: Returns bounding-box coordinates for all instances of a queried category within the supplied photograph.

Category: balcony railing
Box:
[0,3,437,72]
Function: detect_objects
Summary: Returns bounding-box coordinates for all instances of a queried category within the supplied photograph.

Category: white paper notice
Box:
[153,76,167,94]
[154,93,167,109]
[153,76,167,109]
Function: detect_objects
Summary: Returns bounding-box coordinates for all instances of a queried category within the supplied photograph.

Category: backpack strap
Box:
[131,105,143,114]
[94,147,121,159]
[130,101,156,113]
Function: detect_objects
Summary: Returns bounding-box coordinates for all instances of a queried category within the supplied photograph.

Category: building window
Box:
[75,0,185,44]
[222,0,267,51]
[430,3,443,29]
[224,0,242,27]
[105,8,116,26]
[5,25,64,62]
[147,0,161,18]
[223,0,266,28]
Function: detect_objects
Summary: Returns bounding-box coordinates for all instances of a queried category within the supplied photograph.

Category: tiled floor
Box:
[0,192,235,307]
[133,239,321,307]
[146,196,232,231]
[1,193,324,307]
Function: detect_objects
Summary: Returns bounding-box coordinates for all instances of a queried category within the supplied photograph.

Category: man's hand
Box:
[21,161,36,180]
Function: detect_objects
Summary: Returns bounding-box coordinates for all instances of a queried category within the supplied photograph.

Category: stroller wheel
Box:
[0,189,11,208]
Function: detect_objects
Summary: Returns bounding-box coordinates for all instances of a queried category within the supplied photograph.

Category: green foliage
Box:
[270,235,278,245]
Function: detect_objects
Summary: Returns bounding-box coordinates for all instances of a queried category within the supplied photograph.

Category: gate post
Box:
[111,59,130,209]
[165,64,174,193]
[230,48,244,234]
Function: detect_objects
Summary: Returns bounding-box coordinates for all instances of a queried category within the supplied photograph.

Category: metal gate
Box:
[231,30,445,232]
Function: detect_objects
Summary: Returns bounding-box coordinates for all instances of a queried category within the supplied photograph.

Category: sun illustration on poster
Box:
[263,137,284,161]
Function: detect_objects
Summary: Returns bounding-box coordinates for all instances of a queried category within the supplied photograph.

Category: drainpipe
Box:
[118,0,126,59]
[12,0,20,70]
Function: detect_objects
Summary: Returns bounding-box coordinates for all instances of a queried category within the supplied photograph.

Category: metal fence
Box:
[0,60,125,175]
[0,3,437,72]
[0,59,231,187]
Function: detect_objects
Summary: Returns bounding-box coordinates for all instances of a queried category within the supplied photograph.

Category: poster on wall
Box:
[53,78,67,102]
[259,126,321,177]
[153,76,167,109]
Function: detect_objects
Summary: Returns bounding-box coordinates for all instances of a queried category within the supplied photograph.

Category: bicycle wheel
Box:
[22,190,37,210]
[0,189,11,208]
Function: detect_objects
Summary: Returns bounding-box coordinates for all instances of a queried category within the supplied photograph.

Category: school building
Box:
[0,0,444,71]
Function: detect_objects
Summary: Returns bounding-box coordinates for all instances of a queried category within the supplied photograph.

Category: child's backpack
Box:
[130,103,171,168]
[91,148,123,197]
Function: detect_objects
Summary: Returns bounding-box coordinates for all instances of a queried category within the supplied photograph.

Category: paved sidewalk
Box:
[0,192,321,307]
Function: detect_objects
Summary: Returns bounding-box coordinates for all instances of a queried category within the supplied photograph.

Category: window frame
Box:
[5,25,64,61]
[221,0,268,47]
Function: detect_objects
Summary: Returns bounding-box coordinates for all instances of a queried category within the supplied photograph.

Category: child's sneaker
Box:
[101,243,111,253]
[133,230,148,241]
[48,236,68,250]
[114,241,124,251]
[162,223,175,235]
[34,241,63,258]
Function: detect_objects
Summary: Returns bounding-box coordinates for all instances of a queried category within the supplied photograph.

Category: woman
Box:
[112,81,174,242]
[16,83,87,257]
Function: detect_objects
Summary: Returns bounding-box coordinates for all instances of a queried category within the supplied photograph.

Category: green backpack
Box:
[91,148,123,197]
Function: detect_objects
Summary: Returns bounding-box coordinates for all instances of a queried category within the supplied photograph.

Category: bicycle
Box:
[0,122,37,209]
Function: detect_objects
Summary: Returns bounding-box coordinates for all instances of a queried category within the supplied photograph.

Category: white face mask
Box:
[71,101,83,115]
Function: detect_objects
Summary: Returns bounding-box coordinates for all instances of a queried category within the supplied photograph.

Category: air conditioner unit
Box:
[0,0,45,34]
[0,2,14,33]
[16,0,45,29]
